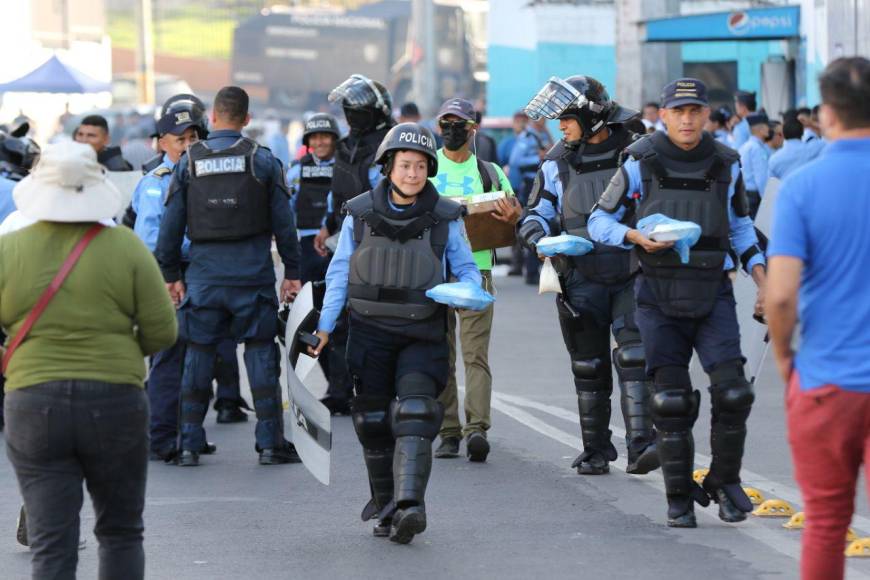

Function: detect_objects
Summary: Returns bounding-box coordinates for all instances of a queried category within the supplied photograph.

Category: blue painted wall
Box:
[681,40,787,96]
[488,43,616,118]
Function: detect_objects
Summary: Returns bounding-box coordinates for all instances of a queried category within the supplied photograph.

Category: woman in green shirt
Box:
[0,141,177,580]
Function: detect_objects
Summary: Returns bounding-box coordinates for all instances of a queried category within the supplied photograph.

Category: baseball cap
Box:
[436,98,476,121]
[156,109,198,136]
[660,78,709,109]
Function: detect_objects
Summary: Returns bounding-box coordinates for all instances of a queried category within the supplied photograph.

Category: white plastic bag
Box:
[637,214,702,264]
[538,258,562,295]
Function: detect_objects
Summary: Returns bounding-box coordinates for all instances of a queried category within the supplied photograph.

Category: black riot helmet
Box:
[156,93,209,138]
[302,113,340,146]
[0,131,40,180]
[374,123,438,178]
[328,74,393,134]
[525,75,638,141]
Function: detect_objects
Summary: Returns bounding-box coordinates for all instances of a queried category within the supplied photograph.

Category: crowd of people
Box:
[0,56,867,580]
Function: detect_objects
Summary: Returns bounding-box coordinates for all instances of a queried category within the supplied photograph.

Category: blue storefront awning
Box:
[645,6,800,42]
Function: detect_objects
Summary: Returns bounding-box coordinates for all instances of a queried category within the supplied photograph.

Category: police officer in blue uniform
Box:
[768,114,825,180]
[518,75,659,477]
[738,112,772,219]
[731,91,757,150]
[287,113,340,284]
[311,74,395,416]
[156,86,302,467]
[509,117,552,283]
[588,78,767,528]
[132,95,251,461]
[310,123,481,544]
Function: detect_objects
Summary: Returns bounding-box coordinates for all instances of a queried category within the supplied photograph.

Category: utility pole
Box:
[136,0,156,105]
[411,0,437,116]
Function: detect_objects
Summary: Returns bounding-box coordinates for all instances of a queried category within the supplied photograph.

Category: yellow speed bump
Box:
[783,511,805,529]
[752,499,795,518]
[846,538,870,557]
[743,487,765,506]
[692,468,709,485]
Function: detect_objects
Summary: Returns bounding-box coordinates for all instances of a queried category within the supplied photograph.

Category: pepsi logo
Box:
[728,11,750,34]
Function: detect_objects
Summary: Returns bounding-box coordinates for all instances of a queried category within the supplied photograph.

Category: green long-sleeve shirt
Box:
[0,222,178,391]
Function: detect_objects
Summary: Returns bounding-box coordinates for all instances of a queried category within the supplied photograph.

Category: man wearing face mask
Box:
[517,76,659,478]
[311,75,395,414]
[429,98,521,462]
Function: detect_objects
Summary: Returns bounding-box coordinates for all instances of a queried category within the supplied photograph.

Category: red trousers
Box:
[786,373,870,580]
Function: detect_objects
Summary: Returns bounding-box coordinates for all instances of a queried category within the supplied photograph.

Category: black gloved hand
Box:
[518,219,546,251]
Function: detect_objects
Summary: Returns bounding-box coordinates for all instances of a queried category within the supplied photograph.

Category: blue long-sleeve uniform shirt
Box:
[520,159,566,235]
[287,154,335,238]
[0,176,16,225]
[587,157,765,273]
[739,135,770,195]
[732,118,750,150]
[132,154,191,257]
[155,129,301,285]
[768,138,825,180]
[509,128,550,181]
[317,210,482,334]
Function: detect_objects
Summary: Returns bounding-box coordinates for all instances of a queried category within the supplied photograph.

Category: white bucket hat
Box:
[13,141,122,222]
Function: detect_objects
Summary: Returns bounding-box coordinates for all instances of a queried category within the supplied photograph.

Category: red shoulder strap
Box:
[2,224,105,374]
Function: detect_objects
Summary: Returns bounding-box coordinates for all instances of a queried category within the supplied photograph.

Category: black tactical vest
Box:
[186,137,270,242]
[345,181,463,341]
[555,128,636,285]
[295,153,333,230]
[629,133,738,319]
[331,126,391,216]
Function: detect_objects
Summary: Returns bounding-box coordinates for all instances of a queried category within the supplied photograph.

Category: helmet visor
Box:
[525,77,586,121]
[328,74,383,110]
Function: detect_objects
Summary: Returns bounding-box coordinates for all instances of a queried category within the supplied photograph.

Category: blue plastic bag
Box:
[536,234,594,257]
[636,213,701,264]
[425,282,495,311]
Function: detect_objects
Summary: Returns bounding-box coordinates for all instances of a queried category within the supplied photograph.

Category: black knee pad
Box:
[650,388,699,432]
[709,360,754,424]
[571,357,611,395]
[352,396,393,450]
[613,342,647,382]
[390,396,443,440]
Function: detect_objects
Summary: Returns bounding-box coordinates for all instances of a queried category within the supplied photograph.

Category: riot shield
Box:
[283,282,332,484]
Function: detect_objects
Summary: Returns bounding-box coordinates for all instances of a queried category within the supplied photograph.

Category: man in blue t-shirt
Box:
[766,57,870,580]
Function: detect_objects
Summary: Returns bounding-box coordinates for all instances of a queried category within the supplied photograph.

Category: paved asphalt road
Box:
[0,273,868,579]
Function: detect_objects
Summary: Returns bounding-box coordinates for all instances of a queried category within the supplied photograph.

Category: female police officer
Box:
[309,123,481,544]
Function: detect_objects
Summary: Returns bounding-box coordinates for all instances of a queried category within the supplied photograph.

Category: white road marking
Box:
[492,390,870,534]
[463,388,870,578]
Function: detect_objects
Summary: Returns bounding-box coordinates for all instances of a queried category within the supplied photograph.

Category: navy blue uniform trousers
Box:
[177,284,284,451]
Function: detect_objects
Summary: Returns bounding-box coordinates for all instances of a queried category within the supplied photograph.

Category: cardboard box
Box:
[449,191,518,252]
